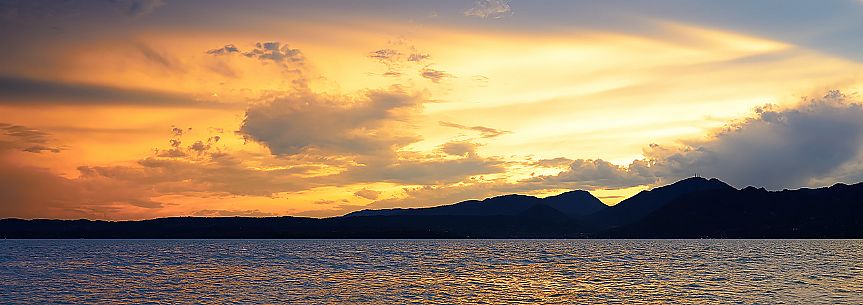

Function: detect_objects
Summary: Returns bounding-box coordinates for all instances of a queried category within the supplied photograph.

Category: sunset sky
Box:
[2,0,863,219]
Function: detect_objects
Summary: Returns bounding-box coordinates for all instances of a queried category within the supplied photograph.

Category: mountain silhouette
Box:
[610,182,863,238]
[2,177,862,238]
[345,190,607,220]
[587,177,735,229]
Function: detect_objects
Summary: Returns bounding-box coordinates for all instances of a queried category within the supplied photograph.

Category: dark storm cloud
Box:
[0,76,225,108]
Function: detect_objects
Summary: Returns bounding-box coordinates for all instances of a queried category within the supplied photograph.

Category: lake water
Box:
[1,240,861,304]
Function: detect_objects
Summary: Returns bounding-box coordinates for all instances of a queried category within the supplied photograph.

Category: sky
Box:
[1,0,863,220]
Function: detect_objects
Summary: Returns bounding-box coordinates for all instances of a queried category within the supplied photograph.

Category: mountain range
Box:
[2,177,862,238]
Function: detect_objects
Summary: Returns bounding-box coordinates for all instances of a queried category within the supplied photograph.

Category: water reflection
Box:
[0,240,861,304]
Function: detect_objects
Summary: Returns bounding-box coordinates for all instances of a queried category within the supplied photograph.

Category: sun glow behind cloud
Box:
[1,1,863,219]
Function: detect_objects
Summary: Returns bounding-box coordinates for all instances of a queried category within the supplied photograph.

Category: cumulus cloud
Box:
[464,0,512,19]
[523,159,656,190]
[524,90,863,190]
[243,41,303,66]
[439,121,511,138]
[239,89,423,157]
[643,90,863,189]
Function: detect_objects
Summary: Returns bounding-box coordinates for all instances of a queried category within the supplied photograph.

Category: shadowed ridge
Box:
[343,194,543,217]
[541,190,608,219]
[612,181,863,238]
[587,177,735,229]
[343,190,607,219]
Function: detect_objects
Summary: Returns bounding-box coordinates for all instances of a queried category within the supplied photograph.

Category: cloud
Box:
[113,0,166,17]
[206,44,240,56]
[0,76,226,108]
[369,49,400,63]
[136,44,182,72]
[524,90,863,190]
[239,88,423,157]
[643,90,863,189]
[0,125,167,219]
[420,67,453,83]
[243,41,303,66]
[464,0,512,19]
[0,123,62,153]
[440,141,478,156]
[239,87,507,186]
[523,158,657,190]
[407,53,430,62]
[339,153,505,185]
[439,121,511,138]
[191,209,276,217]
[531,157,573,168]
[354,189,381,200]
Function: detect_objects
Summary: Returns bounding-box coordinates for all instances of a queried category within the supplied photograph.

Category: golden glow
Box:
[2,4,863,219]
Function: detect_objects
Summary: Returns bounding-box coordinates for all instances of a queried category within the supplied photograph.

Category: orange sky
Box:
[2,0,863,219]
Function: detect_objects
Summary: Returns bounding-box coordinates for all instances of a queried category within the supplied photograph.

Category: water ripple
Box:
[0,240,861,304]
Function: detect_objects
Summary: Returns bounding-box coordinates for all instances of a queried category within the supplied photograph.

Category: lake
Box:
[1,240,861,304]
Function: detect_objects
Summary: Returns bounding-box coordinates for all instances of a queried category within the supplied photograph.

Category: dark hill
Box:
[587,177,735,229]
[345,190,607,220]
[2,177,863,238]
[610,182,863,238]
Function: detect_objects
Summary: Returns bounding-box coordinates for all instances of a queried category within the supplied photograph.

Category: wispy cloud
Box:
[464,0,512,19]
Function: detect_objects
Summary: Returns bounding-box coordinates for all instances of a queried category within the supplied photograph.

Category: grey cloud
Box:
[243,41,303,66]
[137,44,182,71]
[340,153,506,185]
[439,121,510,138]
[239,89,423,157]
[354,189,381,200]
[112,0,165,17]
[192,209,276,217]
[0,123,61,153]
[206,44,240,56]
[420,67,453,83]
[523,158,657,190]
[440,141,478,156]
[643,90,863,189]
[524,90,863,191]
[464,0,512,19]
[532,157,574,168]
[0,76,227,108]
[369,49,400,62]
[0,159,167,219]
[407,53,430,62]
